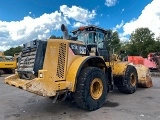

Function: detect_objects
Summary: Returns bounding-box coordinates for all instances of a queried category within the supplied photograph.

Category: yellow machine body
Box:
[5,39,106,96]
[107,54,153,88]
[0,61,17,69]
[132,64,153,88]
[0,52,17,75]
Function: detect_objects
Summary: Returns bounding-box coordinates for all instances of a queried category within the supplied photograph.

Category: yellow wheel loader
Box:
[5,24,152,111]
[0,52,17,76]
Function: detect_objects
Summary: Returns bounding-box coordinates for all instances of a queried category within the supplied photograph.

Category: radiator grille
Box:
[56,43,66,78]
[17,40,47,80]
[19,50,36,71]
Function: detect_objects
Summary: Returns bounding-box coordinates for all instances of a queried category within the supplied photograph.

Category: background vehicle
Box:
[147,52,160,70]
[5,24,152,111]
[127,52,160,70]
[0,52,17,76]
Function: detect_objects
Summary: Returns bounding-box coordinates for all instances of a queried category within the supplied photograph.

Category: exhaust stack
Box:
[61,24,69,40]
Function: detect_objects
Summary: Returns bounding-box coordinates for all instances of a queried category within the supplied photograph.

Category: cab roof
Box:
[72,25,108,35]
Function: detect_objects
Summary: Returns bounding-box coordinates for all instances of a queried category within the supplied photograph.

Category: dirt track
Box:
[0,74,160,120]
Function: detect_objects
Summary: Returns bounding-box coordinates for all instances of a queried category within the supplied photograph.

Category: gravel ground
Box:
[0,74,160,120]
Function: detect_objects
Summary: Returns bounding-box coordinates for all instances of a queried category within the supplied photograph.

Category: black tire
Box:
[73,67,108,111]
[117,65,138,94]
[4,69,14,74]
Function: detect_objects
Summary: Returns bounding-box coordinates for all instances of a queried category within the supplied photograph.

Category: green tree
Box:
[56,36,63,39]
[154,37,160,52]
[50,35,63,39]
[105,30,121,54]
[50,35,57,39]
[4,46,22,56]
[127,28,155,57]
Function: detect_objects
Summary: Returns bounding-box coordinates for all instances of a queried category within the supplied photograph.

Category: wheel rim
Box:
[130,73,136,86]
[90,78,103,100]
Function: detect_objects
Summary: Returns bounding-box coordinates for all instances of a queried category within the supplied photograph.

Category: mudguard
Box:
[66,56,106,91]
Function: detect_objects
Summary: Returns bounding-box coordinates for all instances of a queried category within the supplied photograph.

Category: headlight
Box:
[39,73,43,78]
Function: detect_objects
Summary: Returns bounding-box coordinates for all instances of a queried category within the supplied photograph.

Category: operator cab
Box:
[72,26,109,61]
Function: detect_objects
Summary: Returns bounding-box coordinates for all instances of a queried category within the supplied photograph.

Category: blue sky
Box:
[0,0,160,51]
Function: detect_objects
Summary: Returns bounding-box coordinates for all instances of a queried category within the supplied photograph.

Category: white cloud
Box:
[0,5,96,51]
[73,22,85,28]
[95,22,99,26]
[114,0,160,42]
[113,20,124,31]
[121,8,124,13]
[105,0,117,7]
[0,12,66,51]
[119,33,129,42]
[60,5,96,23]
[72,21,99,28]
[122,0,160,38]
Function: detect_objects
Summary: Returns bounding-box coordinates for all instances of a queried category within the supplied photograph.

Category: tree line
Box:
[3,27,160,58]
[105,27,160,57]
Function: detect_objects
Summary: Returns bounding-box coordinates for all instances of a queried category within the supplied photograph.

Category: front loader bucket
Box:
[5,73,57,97]
[138,74,153,88]
[134,64,153,88]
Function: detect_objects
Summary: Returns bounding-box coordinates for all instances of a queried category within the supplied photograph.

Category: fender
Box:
[66,56,106,92]
[112,62,130,76]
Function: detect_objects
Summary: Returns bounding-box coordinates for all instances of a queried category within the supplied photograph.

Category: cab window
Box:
[97,33,104,48]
